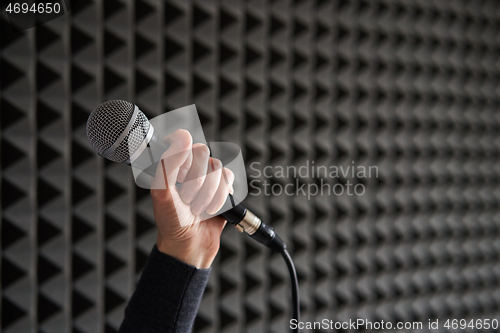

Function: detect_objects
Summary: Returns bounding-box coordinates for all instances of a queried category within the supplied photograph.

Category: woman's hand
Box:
[150,129,234,269]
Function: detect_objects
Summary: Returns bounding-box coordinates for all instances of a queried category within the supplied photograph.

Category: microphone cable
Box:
[221,196,300,332]
[282,249,300,332]
[216,158,301,331]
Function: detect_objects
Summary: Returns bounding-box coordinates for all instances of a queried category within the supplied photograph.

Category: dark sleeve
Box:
[119,245,211,333]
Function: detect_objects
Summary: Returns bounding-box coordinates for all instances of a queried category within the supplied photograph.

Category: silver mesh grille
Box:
[86,100,150,163]
[108,111,150,163]
[86,100,135,154]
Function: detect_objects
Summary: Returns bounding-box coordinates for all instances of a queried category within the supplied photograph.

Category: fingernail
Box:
[178,169,188,182]
[192,202,205,215]
[181,190,195,203]
[230,186,234,195]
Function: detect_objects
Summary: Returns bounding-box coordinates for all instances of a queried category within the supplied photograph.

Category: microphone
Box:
[86,100,285,253]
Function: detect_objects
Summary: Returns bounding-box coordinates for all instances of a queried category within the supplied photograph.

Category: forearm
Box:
[119,245,210,333]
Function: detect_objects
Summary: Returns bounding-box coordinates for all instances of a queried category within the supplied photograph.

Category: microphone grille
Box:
[86,100,150,163]
[110,110,150,162]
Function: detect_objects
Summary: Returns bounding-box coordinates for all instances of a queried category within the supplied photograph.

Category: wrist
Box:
[156,236,217,269]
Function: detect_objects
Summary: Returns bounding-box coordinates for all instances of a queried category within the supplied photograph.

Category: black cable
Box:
[221,206,300,332]
[282,249,300,332]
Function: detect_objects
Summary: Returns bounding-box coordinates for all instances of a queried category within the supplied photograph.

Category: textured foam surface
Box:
[1,0,500,332]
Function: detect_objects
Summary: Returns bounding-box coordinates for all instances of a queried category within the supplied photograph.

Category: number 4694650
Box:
[5,2,62,14]
[444,319,498,330]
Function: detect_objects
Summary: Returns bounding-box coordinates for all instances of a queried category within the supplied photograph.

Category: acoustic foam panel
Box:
[1,0,500,332]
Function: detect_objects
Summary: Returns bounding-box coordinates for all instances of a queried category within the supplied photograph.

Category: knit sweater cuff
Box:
[120,245,211,333]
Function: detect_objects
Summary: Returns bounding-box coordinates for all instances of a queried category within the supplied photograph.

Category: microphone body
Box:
[86,101,285,253]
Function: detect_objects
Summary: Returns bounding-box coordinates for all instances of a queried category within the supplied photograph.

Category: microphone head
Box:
[86,100,150,163]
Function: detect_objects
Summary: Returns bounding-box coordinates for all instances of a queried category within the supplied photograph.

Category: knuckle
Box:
[174,129,192,143]
[175,129,190,136]
[193,143,210,159]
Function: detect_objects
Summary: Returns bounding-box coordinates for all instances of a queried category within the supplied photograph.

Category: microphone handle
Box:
[131,130,286,253]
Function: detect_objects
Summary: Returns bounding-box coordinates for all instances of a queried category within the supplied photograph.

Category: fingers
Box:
[179,143,210,204]
[151,129,192,190]
[189,158,223,215]
[206,167,234,215]
[177,150,192,183]
[152,132,236,217]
